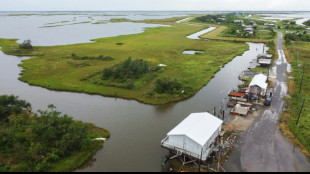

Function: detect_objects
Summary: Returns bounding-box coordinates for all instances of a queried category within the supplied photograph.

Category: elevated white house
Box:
[247,74,268,97]
[161,113,223,161]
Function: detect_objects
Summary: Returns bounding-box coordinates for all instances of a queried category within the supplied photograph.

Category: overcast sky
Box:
[0,0,309,11]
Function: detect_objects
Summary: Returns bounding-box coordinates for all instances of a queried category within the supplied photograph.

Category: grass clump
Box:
[71,53,114,61]
[67,61,91,68]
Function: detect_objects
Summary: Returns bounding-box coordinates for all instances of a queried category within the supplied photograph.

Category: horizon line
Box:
[0,10,310,12]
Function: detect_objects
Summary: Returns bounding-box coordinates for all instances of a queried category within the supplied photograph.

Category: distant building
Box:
[264,23,276,28]
[257,54,272,59]
[258,59,272,67]
[244,26,254,33]
[234,20,244,25]
[249,21,257,26]
[306,28,310,34]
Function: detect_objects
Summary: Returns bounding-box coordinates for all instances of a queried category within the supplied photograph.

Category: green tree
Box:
[0,95,31,120]
[0,102,94,172]
[155,78,183,94]
[19,40,33,49]
[303,20,310,26]
[102,57,151,80]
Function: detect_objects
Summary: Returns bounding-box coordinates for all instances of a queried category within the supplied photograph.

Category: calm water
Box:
[187,27,216,39]
[0,13,170,46]
[182,50,204,55]
[0,12,268,172]
[262,12,310,25]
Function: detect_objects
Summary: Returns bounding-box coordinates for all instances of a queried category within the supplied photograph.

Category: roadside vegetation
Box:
[0,17,248,104]
[285,33,310,42]
[282,35,310,155]
[303,20,310,26]
[0,95,110,172]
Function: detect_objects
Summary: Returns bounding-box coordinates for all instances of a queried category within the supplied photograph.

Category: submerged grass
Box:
[0,17,248,105]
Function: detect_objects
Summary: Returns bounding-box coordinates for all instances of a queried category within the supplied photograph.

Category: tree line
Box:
[0,95,108,172]
[285,33,310,43]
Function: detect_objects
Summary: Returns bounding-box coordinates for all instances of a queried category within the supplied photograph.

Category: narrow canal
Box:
[0,42,265,171]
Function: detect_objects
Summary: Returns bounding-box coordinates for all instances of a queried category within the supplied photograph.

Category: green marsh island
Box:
[0,16,252,104]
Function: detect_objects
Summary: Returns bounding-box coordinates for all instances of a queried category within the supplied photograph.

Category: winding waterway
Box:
[0,41,265,171]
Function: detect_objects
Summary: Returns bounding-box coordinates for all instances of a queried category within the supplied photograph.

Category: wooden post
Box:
[222,110,225,120]
[267,66,270,81]
[296,99,305,125]
[213,107,216,116]
[199,148,203,172]
[263,45,265,54]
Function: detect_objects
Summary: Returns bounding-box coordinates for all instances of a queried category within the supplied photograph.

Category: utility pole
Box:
[296,99,306,125]
[299,65,305,94]
[297,51,299,60]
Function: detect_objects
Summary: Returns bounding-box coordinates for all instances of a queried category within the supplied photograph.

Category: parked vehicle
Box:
[264,97,272,106]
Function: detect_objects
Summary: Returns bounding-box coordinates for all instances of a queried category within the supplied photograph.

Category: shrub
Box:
[70,53,114,61]
[0,95,31,120]
[155,78,183,94]
[303,20,310,26]
[102,57,151,80]
[19,40,33,49]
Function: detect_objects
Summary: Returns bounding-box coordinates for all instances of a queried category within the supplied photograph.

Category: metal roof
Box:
[258,59,272,65]
[249,74,268,90]
[167,112,223,146]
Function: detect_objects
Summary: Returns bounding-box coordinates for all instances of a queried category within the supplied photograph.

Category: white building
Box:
[258,59,272,66]
[161,113,223,161]
[234,20,244,25]
[247,74,268,97]
[257,54,272,59]
[264,23,276,28]
[244,26,254,33]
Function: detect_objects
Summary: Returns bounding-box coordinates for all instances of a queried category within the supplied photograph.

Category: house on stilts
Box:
[161,112,223,162]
